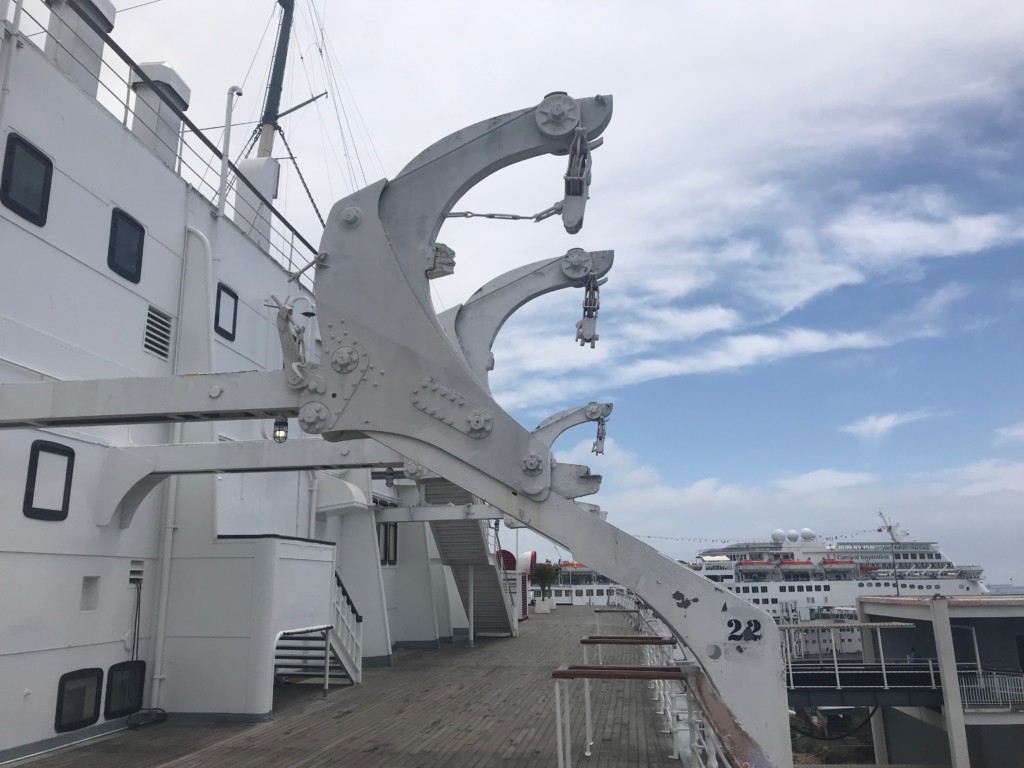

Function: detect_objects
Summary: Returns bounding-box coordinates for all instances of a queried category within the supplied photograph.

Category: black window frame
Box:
[23,440,75,521]
[104,660,146,719]
[376,521,398,567]
[1,133,53,226]
[214,282,239,341]
[106,208,145,283]
[54,668,103,733]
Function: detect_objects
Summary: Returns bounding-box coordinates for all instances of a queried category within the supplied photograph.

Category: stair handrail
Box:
[335,569,363,623]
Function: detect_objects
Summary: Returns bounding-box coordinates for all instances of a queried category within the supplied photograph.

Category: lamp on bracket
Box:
[273,416,289,444]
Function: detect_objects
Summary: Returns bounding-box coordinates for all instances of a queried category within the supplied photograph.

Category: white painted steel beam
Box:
[97,438,401,528]
[374,504,501,523]
[0,369,297,427]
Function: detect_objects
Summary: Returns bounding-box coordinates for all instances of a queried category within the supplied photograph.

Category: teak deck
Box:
[24,606,679,767]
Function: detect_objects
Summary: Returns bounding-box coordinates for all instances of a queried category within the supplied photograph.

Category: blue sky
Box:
[110,1,1024,581]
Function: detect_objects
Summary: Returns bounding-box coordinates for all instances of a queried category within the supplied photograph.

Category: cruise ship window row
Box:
[730,584,831,593]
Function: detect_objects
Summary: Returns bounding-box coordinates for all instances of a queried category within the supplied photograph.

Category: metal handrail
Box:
[4,1,318,289]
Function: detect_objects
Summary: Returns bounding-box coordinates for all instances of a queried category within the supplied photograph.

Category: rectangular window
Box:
[824,585,830,591]
[214,283,238,341]
[55,668,102,732]
[814,585,822,592]
[376,522,398,566]
[797,586,805,592]
[771,598,778,604]
[575,589,583,597]
[1,134,53,226]
[105,660,145,719]
[585,589,593,596]
[760,586,767,593]
[107,209,145,283]
[596,589,604,596]
[24,440,74,521]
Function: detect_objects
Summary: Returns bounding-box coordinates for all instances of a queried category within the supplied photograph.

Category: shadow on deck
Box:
[20,606,678,768]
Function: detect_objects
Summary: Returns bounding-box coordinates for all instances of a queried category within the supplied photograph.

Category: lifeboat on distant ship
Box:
[737,560,775,570]
[820,558,857,571]
[779,559,814,571]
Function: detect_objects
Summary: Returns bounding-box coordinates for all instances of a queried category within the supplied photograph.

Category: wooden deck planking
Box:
[23,606,679,768]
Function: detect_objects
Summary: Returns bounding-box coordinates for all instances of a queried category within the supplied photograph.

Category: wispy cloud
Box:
[773,469,877,495]
[917,459,1024,495]
[494,284,965,412]
[840,410,932,441]
[994,421,1024,444]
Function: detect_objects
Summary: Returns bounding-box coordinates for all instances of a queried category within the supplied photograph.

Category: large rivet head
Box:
[331,345,360,374]
[340,206,362,228]
[522,453,544,476]
[298,402,330,432]
[466,409,494,439]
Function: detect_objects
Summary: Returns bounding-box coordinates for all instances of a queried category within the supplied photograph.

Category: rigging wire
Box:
[296,0,357,190]
[118,0,167,12]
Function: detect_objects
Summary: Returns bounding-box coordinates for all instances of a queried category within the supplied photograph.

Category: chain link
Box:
[445,200,563,222]
[277,127,326,228]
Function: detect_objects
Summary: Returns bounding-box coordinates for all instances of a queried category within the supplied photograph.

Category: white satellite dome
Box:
[786,529,800,542]
[800,528,816,540]
[770,529,785,543]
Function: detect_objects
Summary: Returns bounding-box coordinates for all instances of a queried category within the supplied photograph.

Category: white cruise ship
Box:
[691,523,986,622]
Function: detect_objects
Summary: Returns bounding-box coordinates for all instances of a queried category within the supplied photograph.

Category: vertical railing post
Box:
[831,629,841,689]
[554,681,564,768]
[563,679,573,768]
[581,645,592,756]
[928,658,937,689]
[877,628,889,689]
[322,628,330,698]
[970,626,982,675]
[467,566,475,648]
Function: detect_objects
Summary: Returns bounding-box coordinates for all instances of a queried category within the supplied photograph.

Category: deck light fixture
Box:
[273,418,288,443]
[385,467,394,487]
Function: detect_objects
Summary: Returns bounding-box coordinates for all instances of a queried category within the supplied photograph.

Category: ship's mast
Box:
[256,0,295,158]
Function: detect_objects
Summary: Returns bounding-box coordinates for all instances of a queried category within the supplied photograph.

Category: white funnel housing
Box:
[44,0,116,98]
[129,62,191,170]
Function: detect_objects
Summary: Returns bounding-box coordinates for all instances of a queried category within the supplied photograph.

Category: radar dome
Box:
[800,528,815,540]
[770,529,785,543]
[786,529,799,542]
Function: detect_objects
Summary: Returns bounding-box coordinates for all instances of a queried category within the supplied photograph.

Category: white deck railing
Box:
[959,670,1024,710]
[608,590,745,767]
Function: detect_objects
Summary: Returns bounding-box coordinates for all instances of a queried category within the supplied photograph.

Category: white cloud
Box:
[827,187,1024,271]
[527,438,1024,582]
[773,469,877,495]
[994,421,1024,444]
[920,460,1024,495]
[841,410,932,441]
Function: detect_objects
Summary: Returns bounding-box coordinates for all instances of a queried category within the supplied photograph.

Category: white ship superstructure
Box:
[693,527,986,622]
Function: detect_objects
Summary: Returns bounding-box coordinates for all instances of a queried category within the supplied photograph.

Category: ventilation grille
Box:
[129,560,144,585]
[143,306,173,360]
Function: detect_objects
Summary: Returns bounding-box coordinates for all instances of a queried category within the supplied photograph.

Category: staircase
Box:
[273,571,364,687]
[274,628,355,686]
[425,481,516,637]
